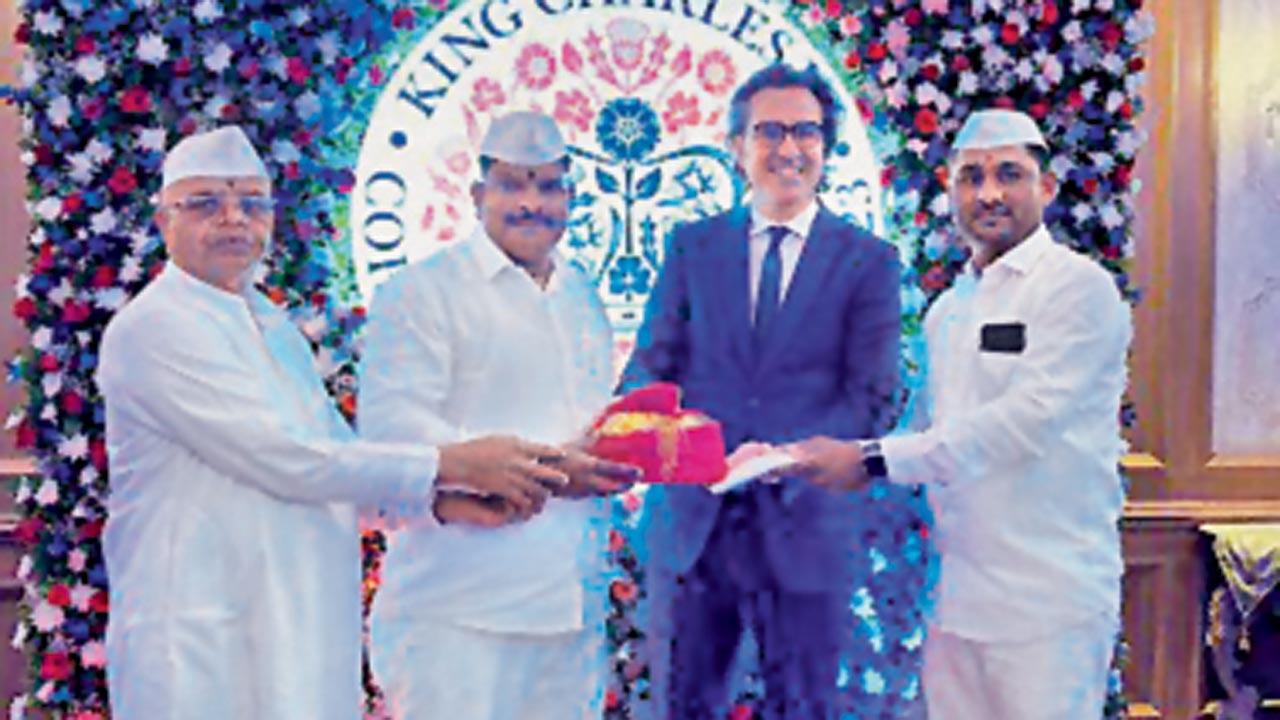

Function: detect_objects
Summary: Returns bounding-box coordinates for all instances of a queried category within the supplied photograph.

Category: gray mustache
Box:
[504,212,562,229]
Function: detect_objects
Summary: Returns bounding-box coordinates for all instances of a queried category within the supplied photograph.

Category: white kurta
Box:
[359,229,614,716]
[882,226,1132,641]
[98,264,439,720]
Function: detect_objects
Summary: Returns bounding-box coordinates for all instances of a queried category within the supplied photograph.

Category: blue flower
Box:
[596,98,660,162]
[608,255,652,296]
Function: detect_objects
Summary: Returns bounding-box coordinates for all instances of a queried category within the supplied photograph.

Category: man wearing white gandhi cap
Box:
[361,110,639,719]
[98,125,574,719]
[785,108,1132,718]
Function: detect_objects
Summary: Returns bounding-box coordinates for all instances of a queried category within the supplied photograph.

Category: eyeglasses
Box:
[750,121,824,147]
[165,193,276,220]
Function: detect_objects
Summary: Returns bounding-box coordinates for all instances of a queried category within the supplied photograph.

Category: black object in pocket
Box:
[980,322,1026,353]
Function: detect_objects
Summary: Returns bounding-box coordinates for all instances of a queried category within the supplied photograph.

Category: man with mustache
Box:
[97,126,569,719]
[359,110,639,719]
[786,109,1132,719]
[621,63,911,718]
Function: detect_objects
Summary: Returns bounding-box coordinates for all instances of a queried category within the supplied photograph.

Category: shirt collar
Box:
[466,225,565,289]
[750,199,819,240]
[968,224,1053,277]
[163,260,284,326]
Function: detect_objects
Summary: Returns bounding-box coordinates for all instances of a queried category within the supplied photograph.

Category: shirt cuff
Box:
[879,432,943,487]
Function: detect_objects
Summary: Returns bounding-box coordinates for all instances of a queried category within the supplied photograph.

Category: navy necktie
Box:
[754,225,788,340]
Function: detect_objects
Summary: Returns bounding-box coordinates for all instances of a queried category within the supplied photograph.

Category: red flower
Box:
[1099,22,1123,51]
[470,77,506,113]
[120,86,152,114]
[91,265,117,288]
[951,54,971,72]
[33,144,55,166]
[41,652,72,681]
[1119,101,1134,120]
[108,166,137,195]
[14,516,42,544]
[515,43,556,90]
[13,296,36,320]
[369,64,385,85]
[74,35,95,55]
[62,193,84,215]
[391,7,416,29]
[669,46,691,77]
[80,518,105,541]
[238,59,260,79]
[89,438,109,471]
[335,56,354,84]
[993,95,1016,109]
[1000,23,1020,45]
[47,584,72,607]
[38,353,60,371]
[610,578,638,603]
[1040,1,1060,26]
[903,8,923,26]
[823,0,840,19]
[607,528,626,552]
[921,265,949,291]
[843,50,861,69]
[920,63,940,81]
[662,91,701,134]
[553,89,593,133]
[61,391,84,416]
[696,50,736,95]
[1128,57,1146,72]
[866,42,887,61]
[61,299,92,324]
[1066,88,1085,110]
[730,704,755,720]
[1114,164,1132,188]
[286,57,311,85]
[914,108,939,135]
[14,22,30,44]
[222,103,243,122]
[603,689,620,710]
[82,97,106,120]
[880,166,895,187]
[1082,178,1099,194]
[89,591,110,614]
[174,57,192,76]
[914,211,929,227]
[1029,101,1050,119]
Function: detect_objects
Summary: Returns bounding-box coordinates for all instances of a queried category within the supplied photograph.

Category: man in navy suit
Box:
[620,63,904,719]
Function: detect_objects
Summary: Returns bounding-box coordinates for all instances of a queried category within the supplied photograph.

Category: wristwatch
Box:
[859,439,887,480]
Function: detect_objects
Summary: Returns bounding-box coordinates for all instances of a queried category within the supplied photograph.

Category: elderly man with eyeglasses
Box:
[97,125,571,720]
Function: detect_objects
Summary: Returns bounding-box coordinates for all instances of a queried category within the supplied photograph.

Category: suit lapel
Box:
[756,207,842,369]
[706,207,755,367]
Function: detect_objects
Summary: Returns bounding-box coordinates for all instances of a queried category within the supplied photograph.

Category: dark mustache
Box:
[503,211,562,229]
[975,203,1012,217]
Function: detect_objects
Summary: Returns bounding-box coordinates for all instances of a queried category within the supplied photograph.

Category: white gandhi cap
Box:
[952,109,1048,152]
[162,125,269,190]
[478,111,568,166]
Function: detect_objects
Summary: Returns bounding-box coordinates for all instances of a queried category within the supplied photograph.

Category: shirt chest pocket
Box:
[972,319,1027,398]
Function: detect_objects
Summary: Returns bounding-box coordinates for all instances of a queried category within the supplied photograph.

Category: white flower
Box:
[41,372,62,397]
[95,287,127,311]
[58,433,89,460]
[1041,55,1064,84]
[941,30,965,49]
[317,32,341,64]
[930,192,950,215]
[1091,151,1116,172]
[81,641,107,669]
[75,55,107,83]
[877,60,898,84]
[86,138,114,164]
[982,45,1010,73]
[971,25,994,47]
[17,555,32,582]
[906,138,928,157]
[138,127,167,153]
[205,42,234,73]
[1081,79,1099,101]
[884,82,908,109]
[957,71,980,96]
[271,139,300,164]
[137,34,169,65]
[34,197,61,221]
[70,583,95,611]
[1071,202,1094,223]
[66,549,86,573]
[1100,202,1124,229]
[60,0,88,18]
[91,208,118,234]
[79,465,99,488]
[295,91,321,120]
[289,7,311,26]
[1062,20,1083,43]
[915,81,940,107]
[1072,0,1091,12]
[68,153,95,184]
[47,96,72,128]
[33,10,64,35]
[35,480,59,506]
[40,402,56,421]
[1050,154,1075,178]
[862,667,887,695]
[1013,59,1035,81]
[30,601,64,633]
[266,54,289,80]
[1127,13,1156,43]
[1101,53,1125,75]
[203,94,230,120]
[120,256,142,283]
[1115,128,1144,157]
[11,621,27,650]
[194,0,222,23]
[1095,0,1113,10]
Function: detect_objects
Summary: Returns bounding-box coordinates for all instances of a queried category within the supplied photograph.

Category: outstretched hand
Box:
[437,436,568,520]
[782,436,870,492]
[543,447,642,498]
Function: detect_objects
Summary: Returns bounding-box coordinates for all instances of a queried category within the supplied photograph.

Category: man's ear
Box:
[470,181,484,216]
[1039,170,1058,203]
[727,135,747,179]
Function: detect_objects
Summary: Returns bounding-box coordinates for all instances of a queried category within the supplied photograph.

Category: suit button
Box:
[747,397,760,408]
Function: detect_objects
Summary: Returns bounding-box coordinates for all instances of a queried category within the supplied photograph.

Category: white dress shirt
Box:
[881,226,1132,642]
[97,264,438,720]
[359,228,615,635]
[747,201,817,316]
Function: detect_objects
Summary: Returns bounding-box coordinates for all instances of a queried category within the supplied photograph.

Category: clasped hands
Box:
[432,435,641,528]
[766,436,872,493]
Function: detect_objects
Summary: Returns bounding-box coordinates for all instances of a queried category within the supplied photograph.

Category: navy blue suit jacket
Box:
[621,204,902,594]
